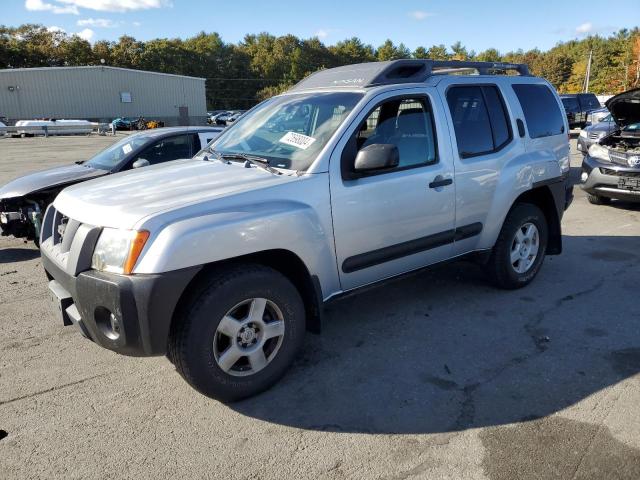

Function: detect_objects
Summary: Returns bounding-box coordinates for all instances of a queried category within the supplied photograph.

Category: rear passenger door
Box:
[439,81,523,256]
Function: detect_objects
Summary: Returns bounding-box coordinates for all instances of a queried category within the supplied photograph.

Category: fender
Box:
[134,181,342,299]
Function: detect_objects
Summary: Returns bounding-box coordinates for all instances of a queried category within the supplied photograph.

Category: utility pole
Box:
[624,64,629,91]
[583,49,593,93]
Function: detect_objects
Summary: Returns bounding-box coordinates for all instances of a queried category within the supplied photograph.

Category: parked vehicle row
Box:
[0,127,223,245]
[208,110,246,125]
[30,59,574,401]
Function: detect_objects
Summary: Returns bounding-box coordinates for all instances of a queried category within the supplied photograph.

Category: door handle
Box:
[429,177,453,189]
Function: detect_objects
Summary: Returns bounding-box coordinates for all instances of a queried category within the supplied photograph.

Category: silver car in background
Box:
[577,113,617,155]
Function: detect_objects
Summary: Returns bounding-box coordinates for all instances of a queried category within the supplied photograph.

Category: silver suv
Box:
[41,60,573,401]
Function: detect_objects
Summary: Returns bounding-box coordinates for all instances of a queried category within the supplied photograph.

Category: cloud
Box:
[77,17,117,27]
[409,10,434,21]
[576,22,593,34]
[132,21,141,27]
[56,0,170,12]
[46,25,66,33]
[25,0,79,14]
[76,28,94,41]
[315,29,329,39]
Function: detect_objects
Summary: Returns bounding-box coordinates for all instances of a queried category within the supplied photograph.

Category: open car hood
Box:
[605,88,640,128]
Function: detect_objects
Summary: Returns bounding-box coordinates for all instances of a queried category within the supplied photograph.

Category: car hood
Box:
[0,163,106,200]
[585,121,616,133]
[605,88,640,128]
[55,159,299,230]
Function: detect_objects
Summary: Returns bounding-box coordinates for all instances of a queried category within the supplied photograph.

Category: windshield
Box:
[85,134,151,170]
[210,92,363,171]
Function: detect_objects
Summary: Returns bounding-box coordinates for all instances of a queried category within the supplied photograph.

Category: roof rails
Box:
[290,59,531,92]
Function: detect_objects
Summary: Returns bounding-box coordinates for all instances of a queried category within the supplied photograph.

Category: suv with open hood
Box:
[581,88,640,205]
[41,60,573,401]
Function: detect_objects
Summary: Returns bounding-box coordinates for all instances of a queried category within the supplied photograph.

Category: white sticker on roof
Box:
[278,131,316,150]
[122,143,132,154]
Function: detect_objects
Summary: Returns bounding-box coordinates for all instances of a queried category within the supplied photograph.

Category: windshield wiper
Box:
[203,149,228,164]
[219,152,282,175]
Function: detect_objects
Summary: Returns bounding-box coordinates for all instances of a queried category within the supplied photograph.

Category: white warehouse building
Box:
[0,66,207,126]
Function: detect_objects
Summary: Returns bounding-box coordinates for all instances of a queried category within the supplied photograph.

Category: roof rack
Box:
[290,59,530,91]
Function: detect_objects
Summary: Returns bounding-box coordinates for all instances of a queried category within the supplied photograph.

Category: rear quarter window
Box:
[513,84,565,139]
[446,85,512,158]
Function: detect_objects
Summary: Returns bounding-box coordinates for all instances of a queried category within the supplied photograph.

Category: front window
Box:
[210,92,363,171]
[85,134,150,170]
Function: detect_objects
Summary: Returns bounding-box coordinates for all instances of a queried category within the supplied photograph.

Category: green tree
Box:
[376,40,411,61]
[110,35,145,69]
[476,48,502,62]
[329,37,376,64]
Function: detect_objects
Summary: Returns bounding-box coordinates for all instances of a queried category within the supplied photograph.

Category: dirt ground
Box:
[1,133,639,479]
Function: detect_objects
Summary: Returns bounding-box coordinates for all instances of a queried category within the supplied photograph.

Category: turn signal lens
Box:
[123,230,150,274]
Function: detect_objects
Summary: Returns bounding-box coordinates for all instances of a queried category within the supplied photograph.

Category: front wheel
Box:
[486,203,548,290]
[168,264,305,402]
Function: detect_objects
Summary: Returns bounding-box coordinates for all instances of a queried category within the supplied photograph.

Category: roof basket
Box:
[290,59,530,91]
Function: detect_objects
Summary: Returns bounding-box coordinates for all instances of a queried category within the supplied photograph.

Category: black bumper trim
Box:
[42,254,201,356]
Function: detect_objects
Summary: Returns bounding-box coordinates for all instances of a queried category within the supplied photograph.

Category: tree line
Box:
[1,24,639,110]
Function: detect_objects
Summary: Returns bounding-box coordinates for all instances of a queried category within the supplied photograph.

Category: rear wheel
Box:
[169,264,305,402]
[587,194,611,205]
[487,203,548,289]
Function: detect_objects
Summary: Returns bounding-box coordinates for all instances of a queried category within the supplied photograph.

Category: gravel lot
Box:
[1,133,639,479]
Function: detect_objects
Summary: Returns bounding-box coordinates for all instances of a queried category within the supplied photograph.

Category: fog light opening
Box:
[581,172,589,183]
[95,306,121,340]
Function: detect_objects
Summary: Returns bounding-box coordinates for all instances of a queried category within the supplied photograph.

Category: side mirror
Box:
[132,158,150,169]
[353,144,399,173]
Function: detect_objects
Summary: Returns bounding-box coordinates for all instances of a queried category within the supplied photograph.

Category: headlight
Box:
[91,228,149,275]
[579,130,588,138]
[588,144,610,162]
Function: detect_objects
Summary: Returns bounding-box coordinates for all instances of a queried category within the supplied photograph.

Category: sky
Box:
[5,0,640,53]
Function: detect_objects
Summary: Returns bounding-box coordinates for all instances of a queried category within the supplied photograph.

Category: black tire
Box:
[587,194,611,205]
[486,203,548,290]
[168,264,305,402]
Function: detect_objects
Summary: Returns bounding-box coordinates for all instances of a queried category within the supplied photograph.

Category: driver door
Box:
[330,91,456,291]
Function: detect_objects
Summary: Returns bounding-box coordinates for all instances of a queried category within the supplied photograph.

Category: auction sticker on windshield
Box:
[279,132,316,150]
[122,143,132,154]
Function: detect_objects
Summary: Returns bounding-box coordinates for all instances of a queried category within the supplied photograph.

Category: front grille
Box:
[588,132,601,139]
[40,205,100,275]
[608,150,628,166]
[600,168,640,178]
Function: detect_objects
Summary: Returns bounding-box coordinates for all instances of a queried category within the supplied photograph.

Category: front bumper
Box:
[42,252,201,357]
[581,155,640,202]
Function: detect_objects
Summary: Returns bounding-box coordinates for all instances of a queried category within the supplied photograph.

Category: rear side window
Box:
[513,84,565,138]
[446,85,512,158]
